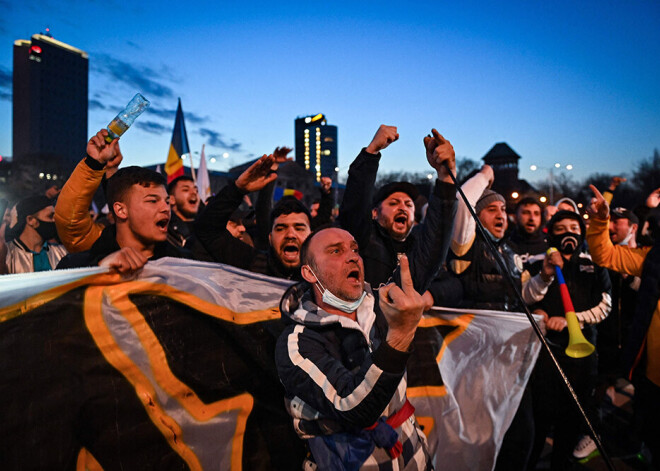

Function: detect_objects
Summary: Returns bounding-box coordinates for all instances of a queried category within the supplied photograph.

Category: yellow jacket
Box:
[54,158,105,253]
[586,216,659,386]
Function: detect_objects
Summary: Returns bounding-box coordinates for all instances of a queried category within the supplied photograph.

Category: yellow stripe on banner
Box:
[76,448,104,471]
[164,144,183,174]
[418,312,474,369]
[85,281,264,470]
[0,273,122,323]
[84,285,205,471]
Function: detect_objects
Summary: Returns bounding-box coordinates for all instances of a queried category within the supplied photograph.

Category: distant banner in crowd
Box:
[0,259,540,470]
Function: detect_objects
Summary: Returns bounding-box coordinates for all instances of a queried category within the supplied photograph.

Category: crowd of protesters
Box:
[1,124,659,471]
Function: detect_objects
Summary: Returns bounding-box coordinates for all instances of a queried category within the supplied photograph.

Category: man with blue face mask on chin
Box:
[275,132,458,470]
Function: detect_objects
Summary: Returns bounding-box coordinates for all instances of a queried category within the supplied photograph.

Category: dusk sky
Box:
[0,0,658,185]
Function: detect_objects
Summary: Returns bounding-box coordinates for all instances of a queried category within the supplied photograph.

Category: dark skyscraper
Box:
[294,114,338,183]
[13,33,88,175]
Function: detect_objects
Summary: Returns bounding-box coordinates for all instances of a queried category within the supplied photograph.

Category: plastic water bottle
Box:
[104,93,150,143]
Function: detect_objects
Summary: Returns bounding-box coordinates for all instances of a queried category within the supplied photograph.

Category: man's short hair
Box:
[106,166,167,215]
[167,175,194,195]
[299,229,323,269]
[516,196,543,213]
[270,196,311,229]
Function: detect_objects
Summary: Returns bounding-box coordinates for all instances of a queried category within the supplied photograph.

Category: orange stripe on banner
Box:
[415,416,435,437]
[0,272,122,323]
[84,286,205,471]
[418,312,474,373]
[85,282,261,470]
[76,448,104,471]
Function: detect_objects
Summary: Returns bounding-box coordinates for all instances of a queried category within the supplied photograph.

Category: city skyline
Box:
[0,1,658,185]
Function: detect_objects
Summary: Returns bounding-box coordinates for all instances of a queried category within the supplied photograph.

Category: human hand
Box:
[544,205,558,220]
[236,154,278,193]
[479,164,495,188]
[588,184,609,220]
[541,248,563,282]
[87,129,123,167]
[609,176,626,191]
[366,125,399,155]
[546,316,568,332]
[421,290,435,311]
[99,247,148,275]
[646,187,660,208]
[379,254,425,351]
[423,129,456,182]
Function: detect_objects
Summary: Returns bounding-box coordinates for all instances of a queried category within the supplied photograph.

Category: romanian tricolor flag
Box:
[164,99,190,183]
[273,187,303,201]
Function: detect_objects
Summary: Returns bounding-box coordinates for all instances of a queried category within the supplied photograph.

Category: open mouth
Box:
[281,244,300,262]
[156,218,169,231]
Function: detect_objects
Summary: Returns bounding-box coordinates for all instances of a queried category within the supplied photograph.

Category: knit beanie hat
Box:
[475,189,505,215]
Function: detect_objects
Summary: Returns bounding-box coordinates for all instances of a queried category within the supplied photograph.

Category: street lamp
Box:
[529,163,573,205]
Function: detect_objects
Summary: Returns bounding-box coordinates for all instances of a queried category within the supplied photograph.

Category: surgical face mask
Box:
[549,231,582,256]
[34,219,58,241]
[306,266,366,314]
[619,227,634,246]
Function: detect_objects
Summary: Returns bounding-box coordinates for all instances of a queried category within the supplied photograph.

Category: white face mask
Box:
[620,227,634,246]
[306,266,366,314]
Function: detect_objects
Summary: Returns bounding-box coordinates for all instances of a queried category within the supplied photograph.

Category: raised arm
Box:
[195,154,277,268]
[55,129,122,253]
[391,130,457,294]
[585,184,647,277]
[451,165,493,258]
[338,125,399,248]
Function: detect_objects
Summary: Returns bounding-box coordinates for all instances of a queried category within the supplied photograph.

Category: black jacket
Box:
[194,181,302,281]
[338,148,457,293]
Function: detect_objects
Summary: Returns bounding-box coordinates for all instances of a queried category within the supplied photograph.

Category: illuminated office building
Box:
[13,33,88,174]
[294,114,338,183]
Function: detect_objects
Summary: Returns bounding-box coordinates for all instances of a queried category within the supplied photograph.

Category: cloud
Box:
[89,99,107,110]
[126,40,141,50]
[0,66,10,87]
[0,66,10,101]
[198,128,244,152]
[91,53,175,99]
[145,105,209,125]
[135,120,170,135]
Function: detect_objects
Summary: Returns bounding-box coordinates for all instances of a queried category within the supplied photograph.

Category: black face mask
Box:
[35,219,58,242]
[549,231,583,256]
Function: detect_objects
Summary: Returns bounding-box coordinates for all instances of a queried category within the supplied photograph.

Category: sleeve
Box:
[253,180,275,251]
[522,272,554,305]
[395,180,457,294]
[54,157,106,253]
[575,265,612,324]
[451,172,489,258]
[585,216,647,277]
[194,181,256,269]
[426,268,464,307]
[276,324,410,429]
[338,148,381,250]
[311,187,334,230]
